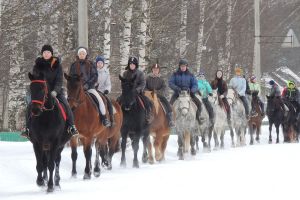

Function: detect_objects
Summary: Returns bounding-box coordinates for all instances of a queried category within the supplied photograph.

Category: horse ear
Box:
[64,73,70,81]
[28,72,34,81]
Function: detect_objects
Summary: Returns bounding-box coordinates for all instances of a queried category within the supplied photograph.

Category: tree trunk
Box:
[103,0,112,67]
[120,0,133,74]
[179,0,188,58]
[138,0,149,72]
[196,0,206,74]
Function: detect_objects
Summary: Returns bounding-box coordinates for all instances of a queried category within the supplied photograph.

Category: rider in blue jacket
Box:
[169,59,203,123]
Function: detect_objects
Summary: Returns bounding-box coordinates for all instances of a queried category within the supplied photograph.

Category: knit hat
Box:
[269,80,275,85]
[77,47,87,56]
[179,59,188,66]
[126,56,139,70]
[198,71,205,77]
[96,56,105,64]
[250,75,256,81]
[287,80,295,89]
[41,44,53,55]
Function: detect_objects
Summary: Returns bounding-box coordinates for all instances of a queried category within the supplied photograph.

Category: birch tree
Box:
[179,0,187,58]
[120,0,133,74]
[195,0,206,74]
[138,0,149,71]
[103,0,112,67]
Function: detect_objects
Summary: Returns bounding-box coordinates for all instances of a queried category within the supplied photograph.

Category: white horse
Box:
[227,88,248,147]
[173,91,198,160]
[208,89,228,150]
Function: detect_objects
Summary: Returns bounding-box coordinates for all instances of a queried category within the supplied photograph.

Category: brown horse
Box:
[144,91,171,164]
[64,73,121,179]
[248,91,264,145]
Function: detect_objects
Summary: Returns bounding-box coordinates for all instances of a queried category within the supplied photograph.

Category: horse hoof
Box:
[268,140,272,144]
[36,178,45,187]
[47,187,54,193]
[250,141,253,145]
[178,156,184,160]
[142,156,148,163]
[191,149,196,156]
[133,162,139,168]
[93,170,101,178]
[83,173,91,180]
[149,159,154,165]
[71,171,77,178]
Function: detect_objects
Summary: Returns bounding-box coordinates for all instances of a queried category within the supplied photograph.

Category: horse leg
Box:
[190,135,196,155]
[276,125,280,144]
[195,136,199,151]
[213,131,219,150]
[93,141,101,177]
[207,129,213,152]
[83,141,93,179]
[159,135,169,162]
[70,137,78,177]
[269,123,273,144]
[230,127,235,147]
[54,147,63,188]
[177,134,184,160]
[142,135,149,164]
[132,134,141,168]
[33,143,45,187]
[147,135,154,164]
[154,134,163,162]
[46,150,55,193]
[249,125,254,145]
[256,125,260,143]
[120,128,128,167]
[220,130,225,149]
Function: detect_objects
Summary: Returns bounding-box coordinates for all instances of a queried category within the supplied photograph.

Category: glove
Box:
[219,94,224,99]
[208,93,213,97]
[83,84,89,91]
[104,90,109,95]
[50,91,57,98]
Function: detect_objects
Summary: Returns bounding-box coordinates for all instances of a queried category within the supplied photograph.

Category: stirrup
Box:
[102,119,111,127]
[68,126,79,137]
[20,128,30,139]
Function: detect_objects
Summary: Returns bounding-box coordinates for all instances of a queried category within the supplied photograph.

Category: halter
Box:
[31,80,54,112]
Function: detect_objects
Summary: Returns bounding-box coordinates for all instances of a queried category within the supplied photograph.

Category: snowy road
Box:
[1,126,300,200]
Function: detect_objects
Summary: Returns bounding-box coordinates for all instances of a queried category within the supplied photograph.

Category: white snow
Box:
[1,126,300,200]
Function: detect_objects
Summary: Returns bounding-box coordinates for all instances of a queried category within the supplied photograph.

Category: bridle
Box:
[67,88,84,111]
[31,80,54,113]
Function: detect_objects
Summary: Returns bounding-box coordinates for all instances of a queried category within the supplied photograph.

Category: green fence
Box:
[0,132,28,142]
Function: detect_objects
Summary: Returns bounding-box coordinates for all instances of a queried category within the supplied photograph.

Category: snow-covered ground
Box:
[1,126,300,200]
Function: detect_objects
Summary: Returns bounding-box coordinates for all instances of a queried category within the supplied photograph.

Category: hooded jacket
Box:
[168,68,198,94]
[96,65,111,93]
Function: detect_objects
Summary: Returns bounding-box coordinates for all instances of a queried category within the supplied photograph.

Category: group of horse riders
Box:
[21,44,300,139]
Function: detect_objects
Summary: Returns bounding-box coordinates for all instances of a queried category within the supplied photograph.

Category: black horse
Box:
[282,100,299,142]
[266,95,284,144]
[28,72,70,192]
[118,75,151,168]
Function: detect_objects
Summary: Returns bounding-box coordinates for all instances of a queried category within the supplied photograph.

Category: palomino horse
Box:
[28,72,70,192]
[266,95,284,143]
[227,89,248,147]
[118,75,151,168]
[144,90,171,164]
[173,90,198,160]
[208,89,228,150]
[248,91,264,145]
[64,73,121,179]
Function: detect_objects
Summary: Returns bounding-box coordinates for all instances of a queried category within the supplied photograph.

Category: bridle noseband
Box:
[31,80,54,112]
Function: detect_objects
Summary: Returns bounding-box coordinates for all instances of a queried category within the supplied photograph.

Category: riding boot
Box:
[100,114,111,127]
[105,96,115,127]
[166,112,175,127]
[20,105,31,139]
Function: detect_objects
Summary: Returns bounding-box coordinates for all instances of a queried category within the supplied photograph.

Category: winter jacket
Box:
[198,79,212,98]
[249,82,261,94]
[229,75,247,96]
[269,83,281,97]
[168,69,198,94]
[69,59,98,90]
[123,69,146,94]
[32,56,63,95]
[282,87,300,103]
[145,74,167,96]
[211,78,228,96]
[96,66,111,93]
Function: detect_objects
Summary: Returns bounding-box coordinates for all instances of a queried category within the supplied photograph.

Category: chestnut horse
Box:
[64,73,121,179]
[144,91,171,164]
[248,91,264,145]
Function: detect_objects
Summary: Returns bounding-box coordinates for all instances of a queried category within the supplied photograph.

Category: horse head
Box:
[119,74,137,111]
[28,72,51,116]
[64,73,84,110]
[144,90,159,114]
[175,90,192,116]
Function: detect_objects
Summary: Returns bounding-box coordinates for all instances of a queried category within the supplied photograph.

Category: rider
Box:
[281,80,300,120]
[95,55,115,126]
[229,67,250,119]
[168,59,203,124]
[122,56,153,123]
[249,75,265,116]
[197,71,215,125]
[269,79,287,115]
[210,69,231,122]
[69,47,111,127]
[145,63,175,127]
[21,44,79,138]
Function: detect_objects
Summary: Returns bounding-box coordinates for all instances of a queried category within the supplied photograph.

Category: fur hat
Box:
[126,56,139,70]
[77,47,87,55]
[179,59,188,66]
[41,44,53,55]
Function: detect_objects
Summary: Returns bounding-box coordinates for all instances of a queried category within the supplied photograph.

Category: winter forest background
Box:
[0,0,299,131]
